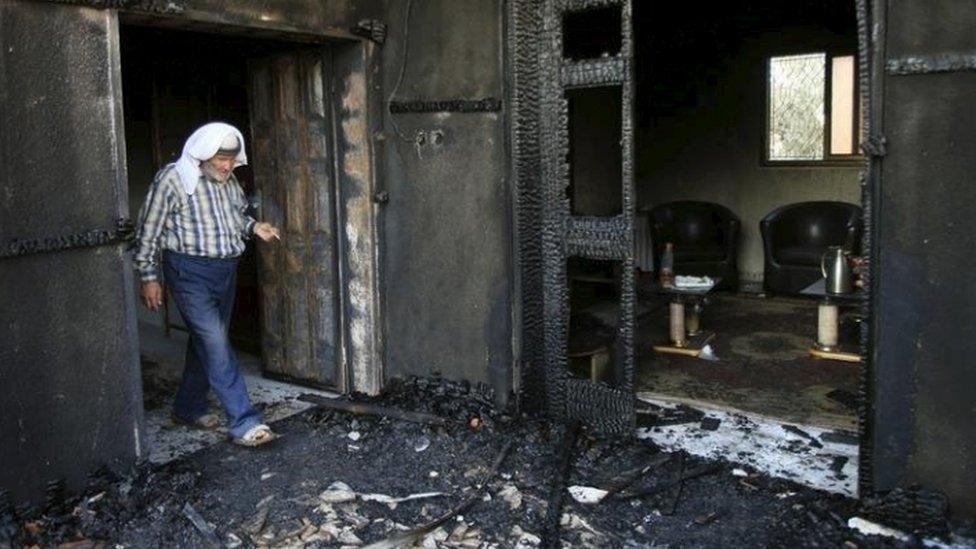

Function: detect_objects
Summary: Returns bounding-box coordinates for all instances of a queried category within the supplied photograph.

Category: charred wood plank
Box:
[0,218,134,260]
[618,462,723,501]
[38,0,184,14]
[886,52,976,75]
[182,503,222,549]
[297,393,449,426]
[541,422,580,548]
[389,98,502,113]
[560,57,626,89]
[599,453,672,502]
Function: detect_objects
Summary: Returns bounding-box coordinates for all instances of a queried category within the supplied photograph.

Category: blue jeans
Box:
[163,251,261,439]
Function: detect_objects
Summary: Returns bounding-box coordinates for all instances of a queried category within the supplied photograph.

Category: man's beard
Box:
[201,162,231,183]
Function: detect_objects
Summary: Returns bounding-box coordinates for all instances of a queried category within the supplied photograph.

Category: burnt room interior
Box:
[119,24,342,441]
[565,0,865,431]
[7,0,976,543]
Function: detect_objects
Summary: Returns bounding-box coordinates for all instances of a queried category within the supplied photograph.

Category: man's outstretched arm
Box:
[233,181,280,242]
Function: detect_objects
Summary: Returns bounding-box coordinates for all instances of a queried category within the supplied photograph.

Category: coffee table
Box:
[800,278,865,362]
[652,277,720,358]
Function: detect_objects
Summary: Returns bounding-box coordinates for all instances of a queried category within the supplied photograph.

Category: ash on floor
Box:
[1,378,969,549]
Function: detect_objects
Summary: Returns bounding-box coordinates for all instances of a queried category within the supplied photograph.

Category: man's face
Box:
[201,154,236,183]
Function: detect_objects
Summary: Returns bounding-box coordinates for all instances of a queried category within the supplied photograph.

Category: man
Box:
[133,122,280,447]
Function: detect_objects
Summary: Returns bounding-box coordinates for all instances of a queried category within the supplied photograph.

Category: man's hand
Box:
[140,281,164,311]
[254,222,281,242]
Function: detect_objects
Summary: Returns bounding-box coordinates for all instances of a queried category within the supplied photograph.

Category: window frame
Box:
[761,50,865,167]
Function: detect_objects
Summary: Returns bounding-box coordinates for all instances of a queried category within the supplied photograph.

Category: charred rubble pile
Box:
[0,376,965,548]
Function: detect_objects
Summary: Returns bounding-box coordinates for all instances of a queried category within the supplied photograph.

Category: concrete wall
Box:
[377,1,512,399]
[635,27,862,287]
[0,1,144,502]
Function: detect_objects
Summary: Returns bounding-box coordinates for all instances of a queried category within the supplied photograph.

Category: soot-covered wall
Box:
[630,1,861,287]
[377,1,512,399]
[0,1,144,502]
[871,1,976,518]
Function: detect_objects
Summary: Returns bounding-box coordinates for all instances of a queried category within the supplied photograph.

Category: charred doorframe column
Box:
[508,0,638,429]
[512,0,636,433]
[507,0,545,412]
[856,0,881,497]
[331,40,386,396]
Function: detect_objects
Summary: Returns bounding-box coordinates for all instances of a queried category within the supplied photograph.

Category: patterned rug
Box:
[634,293,861,429]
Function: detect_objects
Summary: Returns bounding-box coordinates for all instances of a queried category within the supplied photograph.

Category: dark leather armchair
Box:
[648,201,740,290]
[760,201,862,294]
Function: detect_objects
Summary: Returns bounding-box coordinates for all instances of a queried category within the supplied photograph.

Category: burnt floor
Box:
[4,379,964,549]
[634,293,861,430]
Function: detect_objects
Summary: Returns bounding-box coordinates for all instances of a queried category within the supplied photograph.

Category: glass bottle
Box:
[660,242,675,288]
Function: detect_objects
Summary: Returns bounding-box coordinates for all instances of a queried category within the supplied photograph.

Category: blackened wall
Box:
[377,0,512,399]
[871,0,976,518]
[0,1,143,502]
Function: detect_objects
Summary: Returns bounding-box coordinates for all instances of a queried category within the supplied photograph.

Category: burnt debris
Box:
[0,376,964,548]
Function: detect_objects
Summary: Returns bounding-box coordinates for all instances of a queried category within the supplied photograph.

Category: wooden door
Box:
[248,49,342,388]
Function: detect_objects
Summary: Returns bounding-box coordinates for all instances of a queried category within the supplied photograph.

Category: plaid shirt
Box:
[133,164,256,282]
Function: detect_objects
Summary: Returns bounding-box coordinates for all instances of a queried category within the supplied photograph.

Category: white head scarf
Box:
[174,122,248,195]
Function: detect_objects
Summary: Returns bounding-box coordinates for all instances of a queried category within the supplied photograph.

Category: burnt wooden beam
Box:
[0,218,134,260]
[541,422,580,548]
[36,0,184,14]
[389,98,502,114]
[297,393,449,426]
[886,52,976,75]
[618,462,723,501]
[599,453,672,502]
[560,57,627,88]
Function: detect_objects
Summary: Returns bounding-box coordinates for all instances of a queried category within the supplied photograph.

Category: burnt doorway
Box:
[512,0,877,492]
[119,25,344,393]
[120,26,262,356]
[625,0,867,431]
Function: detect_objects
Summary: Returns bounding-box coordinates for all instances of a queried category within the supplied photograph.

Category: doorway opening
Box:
[563,0,866,433]
[119,24,346,461]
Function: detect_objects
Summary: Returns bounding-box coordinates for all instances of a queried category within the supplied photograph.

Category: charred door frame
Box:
[115,7,387,395]
[510,0,882,488]
[855,0,879,497]
[509,0,637,434]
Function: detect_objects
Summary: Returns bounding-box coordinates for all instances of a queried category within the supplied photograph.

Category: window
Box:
[766,52,862,163]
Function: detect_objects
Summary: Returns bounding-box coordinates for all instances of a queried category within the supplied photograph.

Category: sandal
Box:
[171,412,221,431]
[232,424,278,447]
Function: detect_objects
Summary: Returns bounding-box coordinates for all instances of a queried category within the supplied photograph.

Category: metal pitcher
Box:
[821,246,853,294]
